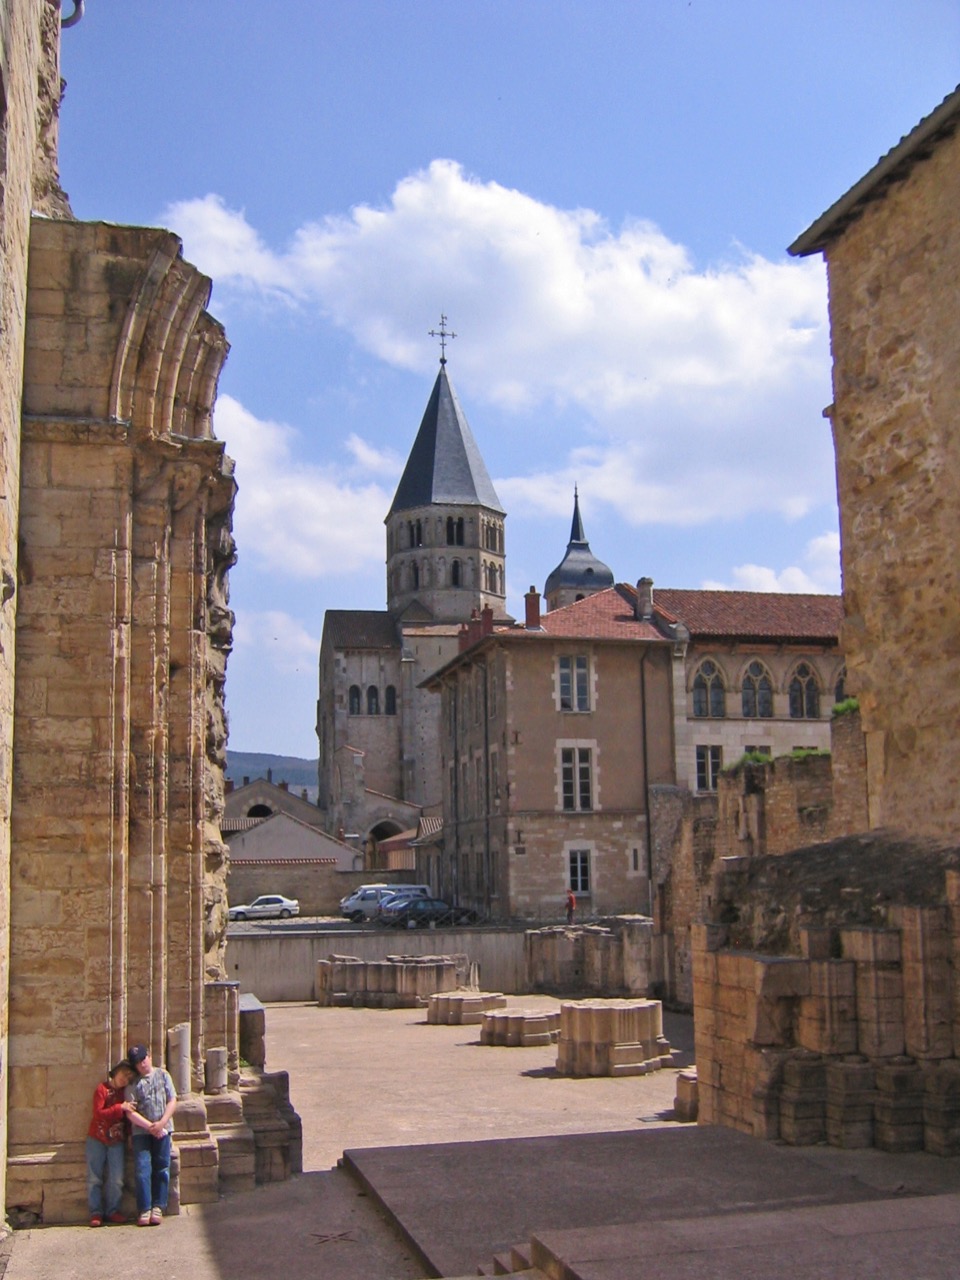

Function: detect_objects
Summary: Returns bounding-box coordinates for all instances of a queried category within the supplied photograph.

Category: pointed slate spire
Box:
[569,485,586,544]
[388,364,504,517]
[544,488,614,604]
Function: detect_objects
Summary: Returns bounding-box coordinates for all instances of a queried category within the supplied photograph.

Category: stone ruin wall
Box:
[824,123,960,838]
[693,843,960,1154]
[6,215,238,1221]
[650,710,869,1008]
[0,0,69,1218]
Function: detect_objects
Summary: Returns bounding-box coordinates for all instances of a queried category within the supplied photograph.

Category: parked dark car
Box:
[379,896,478,928]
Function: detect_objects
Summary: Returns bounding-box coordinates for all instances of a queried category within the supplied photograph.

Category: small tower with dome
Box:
[543,488,614,610]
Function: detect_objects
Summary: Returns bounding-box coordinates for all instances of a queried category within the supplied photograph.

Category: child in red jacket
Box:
[86,1060,135,1226]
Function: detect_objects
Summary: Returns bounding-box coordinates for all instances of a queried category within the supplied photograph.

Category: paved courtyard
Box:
[10,999,960,1279]
[2,998,695,1280]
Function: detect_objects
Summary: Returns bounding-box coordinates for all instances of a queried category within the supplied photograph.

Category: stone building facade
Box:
[424,588,677,920]
[789,83,960,838]
[424,581,841,923]
[0,1,296,1224]
[656,584,844,795]
[317,362,508,848]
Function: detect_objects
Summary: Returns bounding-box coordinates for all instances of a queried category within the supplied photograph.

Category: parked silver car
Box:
[228,894,299,921]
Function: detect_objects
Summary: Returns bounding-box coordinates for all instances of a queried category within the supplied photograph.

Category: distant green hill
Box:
[226,751,318,801]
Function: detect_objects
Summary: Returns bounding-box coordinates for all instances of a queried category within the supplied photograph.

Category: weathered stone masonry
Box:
[6,217,239,1220]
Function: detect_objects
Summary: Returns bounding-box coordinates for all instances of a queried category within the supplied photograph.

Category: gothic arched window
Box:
[367,686,380,715]
[348,685,361,715]
[789,663,820,719]
[451,559,461,587]
[385,685,397,715]
[693,659,726,718]
[411,562,419,589]
[742,661,773,718]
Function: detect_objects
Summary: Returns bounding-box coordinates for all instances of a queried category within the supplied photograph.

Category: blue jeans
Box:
[131,1131,172,1213]
[85,1137,125,1217]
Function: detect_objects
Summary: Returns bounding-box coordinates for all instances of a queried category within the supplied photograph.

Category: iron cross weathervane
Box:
[429,314,457,365]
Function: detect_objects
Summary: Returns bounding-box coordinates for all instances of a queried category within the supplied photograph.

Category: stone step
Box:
[205,1089,245,1126]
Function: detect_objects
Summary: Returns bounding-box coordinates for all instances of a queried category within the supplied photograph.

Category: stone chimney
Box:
[458,622,470,652]
[279,780,289,792]
[242,775,250,787]
[636,577,654,622]
[481,604,494,636]
[224,778,234,794]
[525,586,541,630]
[301,789,308,801]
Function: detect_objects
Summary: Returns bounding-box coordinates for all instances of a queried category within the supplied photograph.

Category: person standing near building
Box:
[126,1044,177,1226]
[566,887,576,926]
[85,1059,135,1226]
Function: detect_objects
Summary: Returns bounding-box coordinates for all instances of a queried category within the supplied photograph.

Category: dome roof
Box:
[544,490,614,598]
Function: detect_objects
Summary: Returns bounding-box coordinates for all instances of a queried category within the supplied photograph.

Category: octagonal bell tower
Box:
[386,359,507,623]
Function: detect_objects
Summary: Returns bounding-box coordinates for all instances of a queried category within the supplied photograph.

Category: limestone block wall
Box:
[524,919,654,998]
[0,0,53,1219]
[693,843,960,1153]
[7,216,236,1222]
[650,710,869,1008]
[648,784,717,1006]
[227,859,345,916]
[822,124,960,836]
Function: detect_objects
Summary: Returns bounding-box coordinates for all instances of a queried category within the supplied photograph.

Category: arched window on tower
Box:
[834,667,846,704]
[446,517,456,545]
[451,559,461,587]
[348,685,361,715]
[411,562,419,589]
[497,565,504,594]
[385,685,397,715]
[455,517,464,545]
[367,686,380,715]
[789,663,820,719]
[693,659,726,718]
[742,661,773,718]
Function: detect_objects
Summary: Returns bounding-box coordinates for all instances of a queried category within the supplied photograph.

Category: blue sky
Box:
[59,2,960,757]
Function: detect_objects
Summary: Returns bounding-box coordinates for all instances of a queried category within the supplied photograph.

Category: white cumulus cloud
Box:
[168,160,835,534]
[703,531,841,594]
[214,394,394,578]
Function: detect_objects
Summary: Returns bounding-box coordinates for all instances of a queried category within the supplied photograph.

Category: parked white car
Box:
[228,894,300,921]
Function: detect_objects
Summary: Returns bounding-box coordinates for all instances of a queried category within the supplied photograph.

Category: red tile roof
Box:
[539,584,665,640]
[650,586,842,642]
[421,583,841,688]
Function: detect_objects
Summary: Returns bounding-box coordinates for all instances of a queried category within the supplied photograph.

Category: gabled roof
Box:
[322,610,400,650]
[540,584,665,641]
[544,489,615,598]
[224,809,352,860]
[649,586,842,644]
[790,83,960,256]
[387,365,505,517]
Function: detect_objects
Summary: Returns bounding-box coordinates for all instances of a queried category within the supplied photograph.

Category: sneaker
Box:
[137,1211,151,1227]
[106,1212,127,1225]
[149,1207,163,1225]
[89,1215,102,1228]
